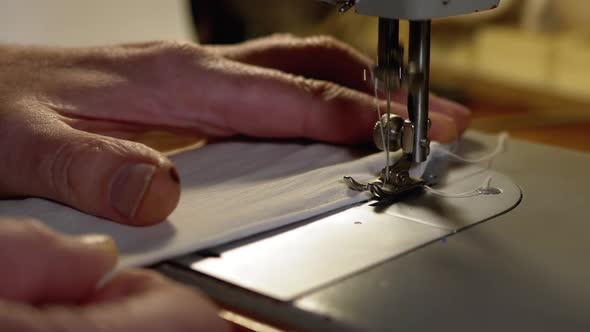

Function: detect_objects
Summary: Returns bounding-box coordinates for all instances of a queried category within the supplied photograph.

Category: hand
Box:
[0,35,470,225]
[0,218,229,332]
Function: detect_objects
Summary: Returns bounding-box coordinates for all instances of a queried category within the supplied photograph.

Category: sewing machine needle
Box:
[373,76,388,182]
[384,80,392,183]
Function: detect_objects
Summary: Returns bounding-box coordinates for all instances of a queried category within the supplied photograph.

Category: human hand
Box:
[0,218,229,332]
[0,35,469,225]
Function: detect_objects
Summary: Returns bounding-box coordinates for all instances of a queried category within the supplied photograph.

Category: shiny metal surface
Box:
[408,20,431,163]
[346,17,431,203]
[374,17,403,92]
[185,164,521,301]
[373,114,404,152]
[159,132,590,331]
[190,204,448,301]
[295,132,590,331]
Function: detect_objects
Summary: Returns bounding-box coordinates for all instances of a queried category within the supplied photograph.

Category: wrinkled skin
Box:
[0,35,470,331]
[0,34,469,226]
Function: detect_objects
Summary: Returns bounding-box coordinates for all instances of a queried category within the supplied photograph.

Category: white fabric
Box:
[0,141,391,269]
[193,165,522,300]
[186,137,520,301]
[0,139,517,270]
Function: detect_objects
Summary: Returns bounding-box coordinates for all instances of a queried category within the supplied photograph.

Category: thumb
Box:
[0,219,117,304]
[1,116,180,226]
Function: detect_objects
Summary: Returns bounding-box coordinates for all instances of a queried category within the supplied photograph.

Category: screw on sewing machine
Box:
[373,114,404,152]
[338,0,356,13]
[319,0,357,13]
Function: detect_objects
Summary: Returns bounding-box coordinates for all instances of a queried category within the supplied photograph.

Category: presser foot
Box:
[344,176,424,207]
[344,165,425,207]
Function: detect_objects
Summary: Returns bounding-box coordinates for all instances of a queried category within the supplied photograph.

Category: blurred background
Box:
[190,0,590,152]
[1,0,589,151]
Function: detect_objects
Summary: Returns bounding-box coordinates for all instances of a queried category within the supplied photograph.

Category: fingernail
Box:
[169,167,180,184]
[78,234,117,253]
[111,163,156,219]
[76,234,119,268]
[78,234,112,246]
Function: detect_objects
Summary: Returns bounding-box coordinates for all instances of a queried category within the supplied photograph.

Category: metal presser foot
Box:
[344,114,427,207]
[345,17,432,207]
[344,171,424,207]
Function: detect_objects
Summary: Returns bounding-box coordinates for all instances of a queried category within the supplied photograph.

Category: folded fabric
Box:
[0,141,391,268]
[0,138,520,272]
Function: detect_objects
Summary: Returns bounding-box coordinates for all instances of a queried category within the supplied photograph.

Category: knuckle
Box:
[41,139,83,205]
[152,40,193,55]
[269,32,299,43]
[40,134,162,207]
[149,40,204,64]
[297,77,325,94]
[305,35,342,49]
[41,136,118,206]
[122,40,206,70]
[266,34,344,51]
[297,77,343,100]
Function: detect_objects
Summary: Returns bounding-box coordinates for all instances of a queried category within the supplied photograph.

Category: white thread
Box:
[425,175,494,198]
[366,67,509,200]
[372,74,390,183]
[373,77,386,153]
[439,132,509,164]
[424,133,509,198]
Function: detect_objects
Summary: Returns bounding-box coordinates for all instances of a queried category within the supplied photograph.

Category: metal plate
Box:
[189,166,521,300]
[160,132,590,332]
[294,133,590,332]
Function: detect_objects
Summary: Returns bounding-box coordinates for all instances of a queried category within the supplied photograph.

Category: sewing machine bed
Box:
[155,131,590,332]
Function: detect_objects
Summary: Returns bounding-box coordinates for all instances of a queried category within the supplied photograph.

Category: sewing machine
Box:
[338,0,500,204]
[153,1,590,330]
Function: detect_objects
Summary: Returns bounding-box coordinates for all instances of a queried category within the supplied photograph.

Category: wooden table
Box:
[468,100,590,152]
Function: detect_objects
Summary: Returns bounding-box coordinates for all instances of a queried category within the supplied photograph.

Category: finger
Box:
[46,269,230,332]
[0,109,180,226]
[0,269,230,332]
[188,59,459,144]
[212,34,471,134]
[60,42,459,144]
[0,219,117,304]
[429,112,459,143]
[211,34,374,93]
[429,95,471,135]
